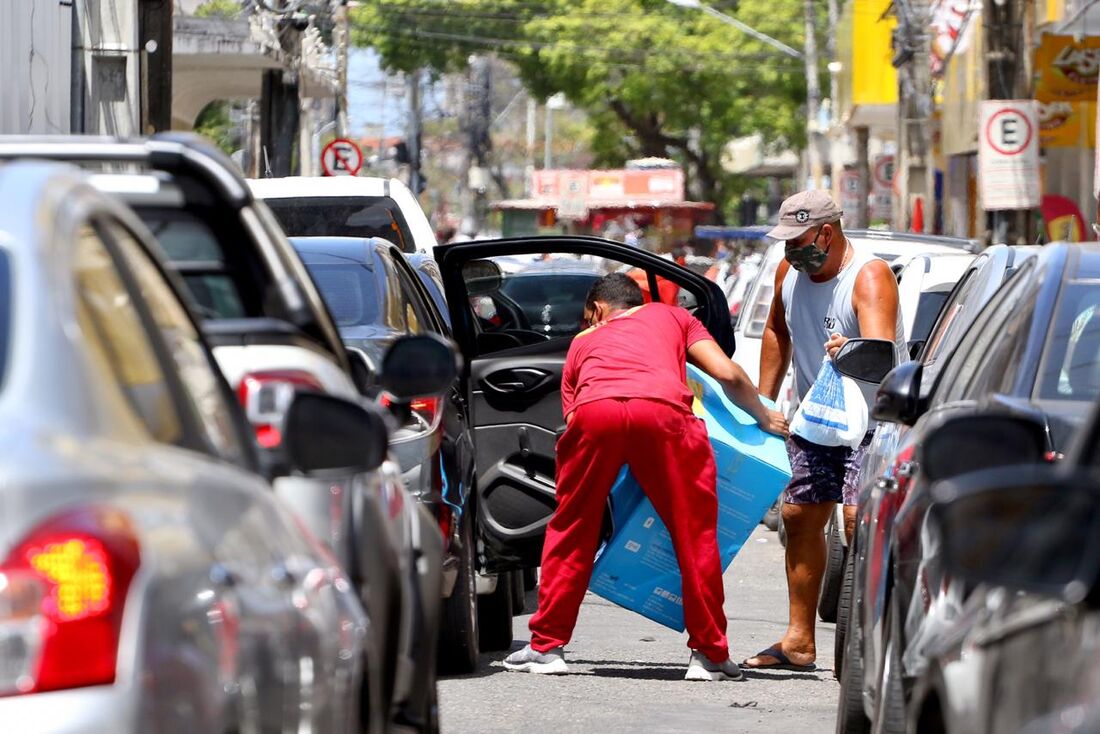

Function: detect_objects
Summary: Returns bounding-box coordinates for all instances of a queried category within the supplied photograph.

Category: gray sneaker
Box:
[684,651,745,681]
[503,644,569,674]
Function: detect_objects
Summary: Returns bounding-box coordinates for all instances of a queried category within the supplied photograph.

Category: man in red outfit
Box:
[503,273,788,680]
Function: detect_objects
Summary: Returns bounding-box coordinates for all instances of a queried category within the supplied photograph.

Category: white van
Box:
[248,176,439,253]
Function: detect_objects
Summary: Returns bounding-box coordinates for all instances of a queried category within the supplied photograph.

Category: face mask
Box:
[785,232,829,274]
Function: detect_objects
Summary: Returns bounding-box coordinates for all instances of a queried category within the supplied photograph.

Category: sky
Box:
[347,49,448,140]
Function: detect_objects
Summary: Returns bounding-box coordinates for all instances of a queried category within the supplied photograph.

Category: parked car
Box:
[0,134,442,732]
[908,400,1100,733]
[837,243,1100,734]
[406,253,451,328]
[289,236,515,674]
[248,176,438,253]
[430,236,735,600]
[0,160,452,732]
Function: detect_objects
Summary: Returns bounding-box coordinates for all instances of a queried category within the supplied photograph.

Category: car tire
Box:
[836,566,870,734]
[819,514,846,623]
[763,499,781,531]
[510,569,526,614]
[477,571,515,652]
[871,596,907,734]
[523,567,538,592]
[437,510,479,675]
[834,536,857,678]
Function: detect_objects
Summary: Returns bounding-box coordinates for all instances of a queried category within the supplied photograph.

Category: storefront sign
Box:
[531,169,685,205]
[979,101,1041,210]
[1039,100,1098,148]
[1035,35,1100,103]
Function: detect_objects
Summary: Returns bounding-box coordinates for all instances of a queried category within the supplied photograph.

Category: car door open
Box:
[436,236,733,570]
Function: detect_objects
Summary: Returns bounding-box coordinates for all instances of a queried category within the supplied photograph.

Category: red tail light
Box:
[0,507,140,695]
[437,505,454,546]
[236,370,325,448]
[380,395,442,426]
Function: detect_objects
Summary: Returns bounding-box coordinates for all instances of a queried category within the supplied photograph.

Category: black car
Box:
[837,243,1100,734]
[910,400,1100,734]
[433,236,734,573]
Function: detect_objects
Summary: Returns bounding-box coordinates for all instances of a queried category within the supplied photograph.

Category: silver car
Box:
[0,161,389,731]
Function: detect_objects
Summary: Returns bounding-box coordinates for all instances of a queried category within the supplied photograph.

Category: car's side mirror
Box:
[931,465,1100,604]
[833,338,896,385]
[871,361,923,425]
[381,333,460,401]
[919,412,1049,483]
[284,392,388,476]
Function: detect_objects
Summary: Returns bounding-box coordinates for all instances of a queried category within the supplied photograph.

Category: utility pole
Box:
[139,0,173,133]
[855,126,871,228]
[460,55,491,235]
[983,0,1031,243]
[407,68,422,195]
[803,0,823,189]
[895,0,934,233]
[333,0,349,138]
[543,101,554,170]
[526,96,537,194]
[826,0,842,202]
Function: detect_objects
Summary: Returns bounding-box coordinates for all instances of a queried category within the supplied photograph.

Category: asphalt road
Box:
[438,525,840,733]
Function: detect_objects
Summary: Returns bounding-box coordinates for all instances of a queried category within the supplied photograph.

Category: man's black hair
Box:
[585,272,645,310]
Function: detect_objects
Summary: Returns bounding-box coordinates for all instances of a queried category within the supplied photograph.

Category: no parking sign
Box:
[321,138,363,177]
[979,101,1041,210]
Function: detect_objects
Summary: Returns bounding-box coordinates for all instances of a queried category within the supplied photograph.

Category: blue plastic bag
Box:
[789,356,868,448]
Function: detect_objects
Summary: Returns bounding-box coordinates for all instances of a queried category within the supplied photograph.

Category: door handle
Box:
[482,368,555,395]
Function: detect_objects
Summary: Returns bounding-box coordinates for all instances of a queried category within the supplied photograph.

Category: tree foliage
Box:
[351,0,816,218]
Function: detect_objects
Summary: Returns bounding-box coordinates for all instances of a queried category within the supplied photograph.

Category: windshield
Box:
[1037,282,1100,402]
[500,272,602,337]
[304,263,385,328]
[264,197,413,252]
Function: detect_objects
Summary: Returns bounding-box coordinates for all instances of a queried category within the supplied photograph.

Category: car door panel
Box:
[438,236,729,569]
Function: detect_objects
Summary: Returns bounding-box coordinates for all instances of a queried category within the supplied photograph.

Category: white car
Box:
[248,176,439,253]
[733,230,977,416]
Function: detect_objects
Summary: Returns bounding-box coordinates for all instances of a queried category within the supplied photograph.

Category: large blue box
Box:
[588,364,793,632]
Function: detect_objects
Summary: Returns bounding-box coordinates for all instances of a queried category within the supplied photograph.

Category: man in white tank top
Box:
[743,190,903,672]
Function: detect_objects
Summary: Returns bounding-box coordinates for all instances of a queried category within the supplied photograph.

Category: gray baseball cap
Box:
[766,190,844,241]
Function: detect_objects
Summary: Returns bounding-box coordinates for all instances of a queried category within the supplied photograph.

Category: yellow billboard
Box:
[1035,35,1100,103]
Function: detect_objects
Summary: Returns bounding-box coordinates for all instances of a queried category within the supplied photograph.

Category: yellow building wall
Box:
[837,0,898,120]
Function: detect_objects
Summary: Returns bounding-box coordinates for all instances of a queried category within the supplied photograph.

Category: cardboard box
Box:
[588,365,793,631]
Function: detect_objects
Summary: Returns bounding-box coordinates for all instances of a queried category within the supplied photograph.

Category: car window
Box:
[1037,282,1100,401]
[909,288,951,348]
[921,267,979,366]
[305,262,385,328]
[961,276,1041,400]
[104,220,246,463]
[138,207,249,320]
[462,254,704,356]
[264,196,413,252]
[938,262,1036,404]
[742,250,781,339]
[74,223,182,444]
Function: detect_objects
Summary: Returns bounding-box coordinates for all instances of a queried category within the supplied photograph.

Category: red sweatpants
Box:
[529,397,730,663]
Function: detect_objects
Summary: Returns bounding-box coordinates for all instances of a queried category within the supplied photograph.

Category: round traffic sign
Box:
[984,108,1034,156]
[873,156,895,188]
[321,138,363,176]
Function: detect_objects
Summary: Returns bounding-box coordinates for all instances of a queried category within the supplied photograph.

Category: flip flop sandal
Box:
[740,644,818,672]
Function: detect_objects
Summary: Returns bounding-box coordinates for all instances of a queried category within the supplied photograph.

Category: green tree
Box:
[352,0,816,219]
[193,101,238,155]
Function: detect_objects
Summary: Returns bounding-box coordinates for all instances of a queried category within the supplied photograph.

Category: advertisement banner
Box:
[1035,35,1100,103]
[979,100,1042,210]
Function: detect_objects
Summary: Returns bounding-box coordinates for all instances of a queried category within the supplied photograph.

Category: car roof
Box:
[248,176,407,199]
[289,236,397,265]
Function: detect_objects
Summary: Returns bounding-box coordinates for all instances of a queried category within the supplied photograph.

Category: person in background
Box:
[504,273,788,681]
[743,190,904,672]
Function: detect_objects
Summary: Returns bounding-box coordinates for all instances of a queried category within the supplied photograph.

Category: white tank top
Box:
[780,248,907,427]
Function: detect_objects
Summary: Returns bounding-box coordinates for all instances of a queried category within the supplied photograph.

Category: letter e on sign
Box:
[321,138,364,177]
[979,100,1041,210]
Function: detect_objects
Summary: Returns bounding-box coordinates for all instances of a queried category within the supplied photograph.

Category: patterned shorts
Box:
[784,432,874,506]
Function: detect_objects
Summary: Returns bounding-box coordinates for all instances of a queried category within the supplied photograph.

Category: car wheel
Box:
[834,536,857,678]
[871,596,907,734]
[523,567,538,592]
[763,499,781,531]
[836,568,870,734]
[510,569,526,614]
[819,514,846,623]
[437,509,479,675]
[477,571,514,652]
